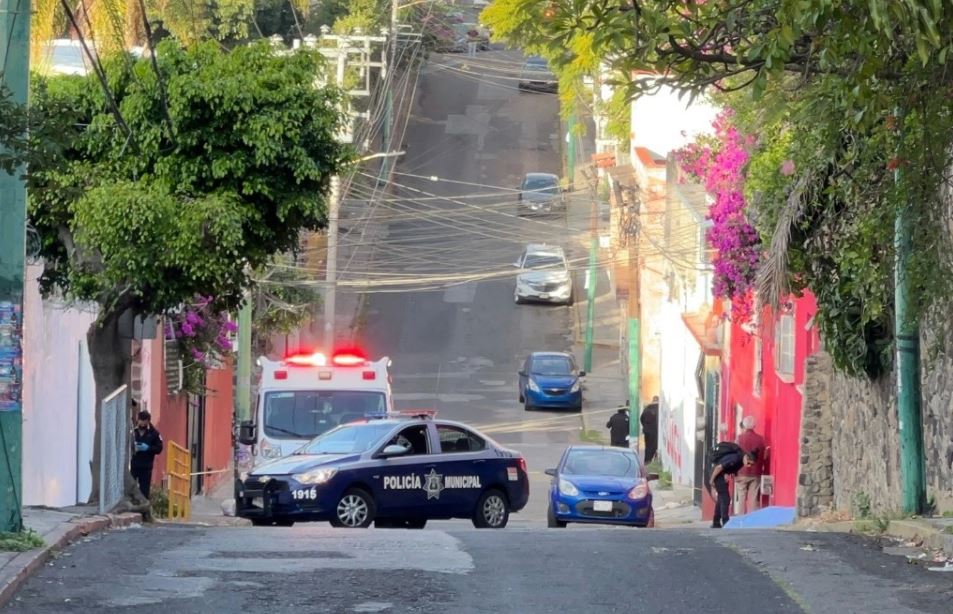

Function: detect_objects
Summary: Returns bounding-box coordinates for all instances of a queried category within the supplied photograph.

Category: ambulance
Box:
[240,349,393,465]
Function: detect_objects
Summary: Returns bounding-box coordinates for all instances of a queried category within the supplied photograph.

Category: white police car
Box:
[236,412,530,529]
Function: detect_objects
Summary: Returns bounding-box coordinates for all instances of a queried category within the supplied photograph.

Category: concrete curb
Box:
[0,512,142,607]
[792,517,953,555]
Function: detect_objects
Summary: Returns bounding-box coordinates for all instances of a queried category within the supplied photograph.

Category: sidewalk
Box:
[793,513,953,560]
[0,507,142,607]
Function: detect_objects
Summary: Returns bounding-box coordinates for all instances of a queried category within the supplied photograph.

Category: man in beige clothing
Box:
[735,415,766,514]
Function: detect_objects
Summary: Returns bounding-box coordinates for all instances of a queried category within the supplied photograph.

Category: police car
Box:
[236,412,530,529]
[240,349,394,465]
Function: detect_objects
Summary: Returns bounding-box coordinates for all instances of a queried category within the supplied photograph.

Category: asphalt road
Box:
[7,524,953,613]
[355,48,601,523]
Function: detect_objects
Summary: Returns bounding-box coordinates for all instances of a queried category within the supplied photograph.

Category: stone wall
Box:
[797,353,834,516]
[799,322,953,517]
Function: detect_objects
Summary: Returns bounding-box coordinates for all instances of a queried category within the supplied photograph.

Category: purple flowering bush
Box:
[676,110,761,322]
[166,295,237,379]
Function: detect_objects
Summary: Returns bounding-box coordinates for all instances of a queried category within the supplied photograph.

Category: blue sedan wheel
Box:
[547,504,566,528]
[331,488,376,528]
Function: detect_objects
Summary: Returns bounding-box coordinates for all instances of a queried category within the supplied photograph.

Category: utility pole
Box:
[627,188,642,448]
[380,0,398,185]
[323,49,348,351]
[232,289,251,502]
[583,169,598,373]
[566,112,576,191]
[893,108,925,515]
[0,0,30,533]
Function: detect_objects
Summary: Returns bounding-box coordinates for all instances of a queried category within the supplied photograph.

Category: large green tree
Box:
[28,40,351,506]
[485,0,953,377]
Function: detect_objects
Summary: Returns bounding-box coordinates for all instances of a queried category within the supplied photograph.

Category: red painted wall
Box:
[202,363,234,493]
[146,337,233,495]
[719,293,819,508]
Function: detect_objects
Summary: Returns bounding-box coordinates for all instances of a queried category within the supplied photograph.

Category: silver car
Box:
[513,244,573,305]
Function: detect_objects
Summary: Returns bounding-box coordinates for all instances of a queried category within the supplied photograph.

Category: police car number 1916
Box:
[292,487,317,500]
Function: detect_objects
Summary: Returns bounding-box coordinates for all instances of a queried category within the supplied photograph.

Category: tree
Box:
[486,0,953,377]
[27,40,351,507]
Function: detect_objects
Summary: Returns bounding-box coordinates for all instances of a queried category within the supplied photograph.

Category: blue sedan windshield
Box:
[297,423,395,455]
[563,450,639,478]
[531,356,573,375]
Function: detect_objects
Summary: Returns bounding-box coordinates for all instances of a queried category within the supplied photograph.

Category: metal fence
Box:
[99,385,129,514]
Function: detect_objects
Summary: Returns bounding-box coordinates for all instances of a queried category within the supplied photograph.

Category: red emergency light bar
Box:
[285,352,327,367]
[331,348,368,366]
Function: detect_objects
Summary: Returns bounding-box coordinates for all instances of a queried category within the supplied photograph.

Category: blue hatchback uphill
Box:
[518,351,584,412]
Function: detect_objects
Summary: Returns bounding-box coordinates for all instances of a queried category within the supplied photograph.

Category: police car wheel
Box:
[331,488,375,528]
[472,489,509,529]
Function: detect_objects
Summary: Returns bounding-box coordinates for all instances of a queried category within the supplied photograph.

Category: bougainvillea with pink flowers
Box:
[676,110,760,321]
[165,296,237,392]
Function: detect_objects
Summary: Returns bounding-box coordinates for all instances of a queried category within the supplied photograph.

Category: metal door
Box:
[187,389,206,495]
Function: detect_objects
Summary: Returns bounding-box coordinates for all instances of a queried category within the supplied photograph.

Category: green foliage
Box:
[27,41,351,323]
[0,529,45,552]
[332,0,388,34]
[149,485,170,517]
[645,459,673,490]
[852,491,873,519]
[487,0,953,378]
[252,256,322,354]
[0,82,28,174]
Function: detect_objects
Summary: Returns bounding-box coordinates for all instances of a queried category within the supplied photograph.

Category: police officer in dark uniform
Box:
[606,405,630,448]
[131,409,163,499]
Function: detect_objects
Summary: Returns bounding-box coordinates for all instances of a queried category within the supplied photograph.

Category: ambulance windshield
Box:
[263,390,387,440]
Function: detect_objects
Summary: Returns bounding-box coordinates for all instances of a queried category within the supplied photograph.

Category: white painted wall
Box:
[22,264,98,507]
[658,300,700,486]
[630,83,717,156]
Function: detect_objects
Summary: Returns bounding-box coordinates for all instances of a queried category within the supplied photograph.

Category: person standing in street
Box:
[606,405,630,448]
[131,409,163,500]
[466,28,478,57]
[707,442,755,528]
[640,395,659,464]
[736,415,766,514]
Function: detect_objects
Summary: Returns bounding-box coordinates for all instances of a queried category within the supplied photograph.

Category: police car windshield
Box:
[263,390,387,440]
[563,450,639,478]
[297,423,395,455]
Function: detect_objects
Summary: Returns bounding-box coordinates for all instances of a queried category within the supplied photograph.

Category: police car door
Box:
[433,424,491,517]
[373,423,437,516]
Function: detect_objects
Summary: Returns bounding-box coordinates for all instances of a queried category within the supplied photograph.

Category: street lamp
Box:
[324,150,406,349]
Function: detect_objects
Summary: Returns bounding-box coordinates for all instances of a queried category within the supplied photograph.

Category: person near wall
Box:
[606,405,630,448]
[708,445,756,529]
[735,415,767,514]
[131,409,163,499]
[640,395,659,464]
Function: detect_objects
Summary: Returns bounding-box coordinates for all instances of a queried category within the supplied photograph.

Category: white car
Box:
[513,244,573,305]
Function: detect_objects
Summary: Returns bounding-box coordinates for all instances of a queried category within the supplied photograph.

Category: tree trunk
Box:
[85,308,131,508]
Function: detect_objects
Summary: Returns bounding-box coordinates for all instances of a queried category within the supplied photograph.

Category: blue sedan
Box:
[546,445,656,528]
[518,352,584,411]
[236,413,530,529]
